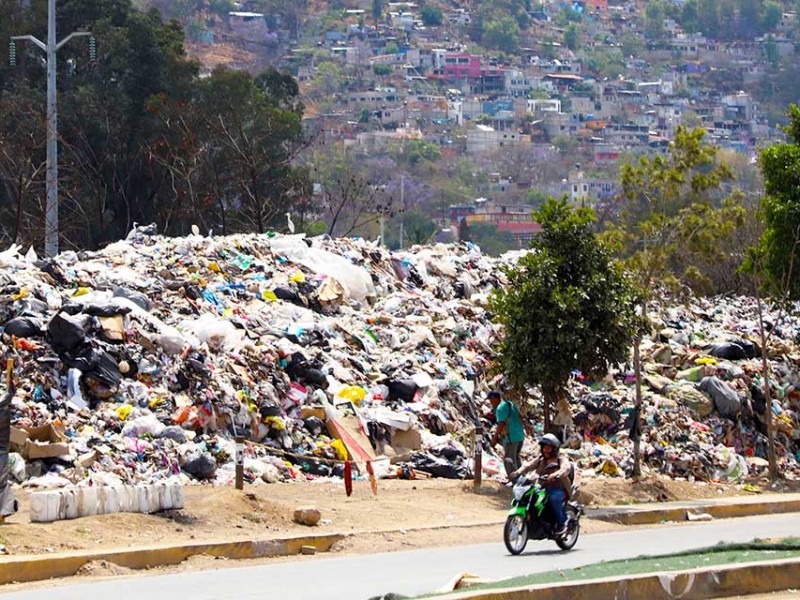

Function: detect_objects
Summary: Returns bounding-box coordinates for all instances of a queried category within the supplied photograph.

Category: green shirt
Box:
[495,399,525,444]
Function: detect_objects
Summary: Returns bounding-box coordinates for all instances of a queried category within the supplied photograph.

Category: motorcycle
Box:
[503,474,582,555]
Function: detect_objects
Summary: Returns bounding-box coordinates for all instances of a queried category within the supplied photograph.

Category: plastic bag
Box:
[330,439,349,461]
[47,312,91,352]
[337,385,366,403]
[269,236,375,301]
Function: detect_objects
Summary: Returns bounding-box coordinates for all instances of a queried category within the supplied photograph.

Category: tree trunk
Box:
[541,382,556,433]
[632,334,643,478]
[755,293,779,480]
[760,347,779,479]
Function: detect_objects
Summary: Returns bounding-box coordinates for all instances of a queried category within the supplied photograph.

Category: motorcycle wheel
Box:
[504,514,528,555]
[556,506,580,551]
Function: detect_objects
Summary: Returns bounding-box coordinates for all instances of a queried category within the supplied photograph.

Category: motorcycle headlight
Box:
[512,482,531,500]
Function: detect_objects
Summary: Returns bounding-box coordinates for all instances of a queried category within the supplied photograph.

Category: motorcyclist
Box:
[509,433,571,537]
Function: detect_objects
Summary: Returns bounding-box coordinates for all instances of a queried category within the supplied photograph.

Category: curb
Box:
[432,556,800,599]
[0,533,345,585]
[587,496,800,525]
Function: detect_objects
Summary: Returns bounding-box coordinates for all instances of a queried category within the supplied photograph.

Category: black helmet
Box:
[539,433,561,452]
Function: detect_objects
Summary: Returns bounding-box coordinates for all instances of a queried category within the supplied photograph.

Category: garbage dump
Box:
[0,230,796,491]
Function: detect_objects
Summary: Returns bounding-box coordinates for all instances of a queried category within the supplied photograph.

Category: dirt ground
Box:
[0,474,785,558]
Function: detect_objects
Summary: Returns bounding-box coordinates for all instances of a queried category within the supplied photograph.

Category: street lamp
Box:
[10,0,92,257]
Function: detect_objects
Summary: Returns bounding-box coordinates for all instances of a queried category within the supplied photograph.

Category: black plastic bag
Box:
[3,317,42,338]
[48,312,92,352]
[81,301,132,318]
[408,452,468,479]
[387,379,418,402]
[183,452,217,479]
[63,347,122,387]
[706,342,748,360]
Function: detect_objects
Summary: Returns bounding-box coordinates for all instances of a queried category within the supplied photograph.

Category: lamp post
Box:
[11,0,91,257]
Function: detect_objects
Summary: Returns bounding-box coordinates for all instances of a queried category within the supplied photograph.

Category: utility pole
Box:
[11,0,91,257]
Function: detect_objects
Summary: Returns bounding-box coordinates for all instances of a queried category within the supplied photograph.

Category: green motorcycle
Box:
[503,474,582,555]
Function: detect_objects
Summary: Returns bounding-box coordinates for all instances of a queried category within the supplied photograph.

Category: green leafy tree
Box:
[761,1,782,32]
[681,0,699,33]
[389,210,437,247]
[606,126,745,476]
[564,24,579,51]
[764,35,779,67]
[405,140,442,165]
[490,199,640,429]
[526,189,550,208]
[462,222,517,256]
[737,0,759,37]
[420,6,443,26]
[645,1,666,41]
[483,15,521,54]
[697,0,720,37]
[743,105,800,480]
[755,104,800,301]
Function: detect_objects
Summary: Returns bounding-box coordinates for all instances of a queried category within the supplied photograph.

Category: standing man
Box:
[488,390,524,478]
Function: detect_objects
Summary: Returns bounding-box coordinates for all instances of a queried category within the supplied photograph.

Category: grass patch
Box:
[420,538,800,598]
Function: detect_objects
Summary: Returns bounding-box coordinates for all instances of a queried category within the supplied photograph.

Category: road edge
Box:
[433,555,800,599]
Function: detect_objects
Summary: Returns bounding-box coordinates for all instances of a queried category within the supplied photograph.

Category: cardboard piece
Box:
[19,424,70,459]
[98,315,125,342]
[10,427,27,452]
[327,416,377,464]
[390,427,422,451]
[301,407,327,421]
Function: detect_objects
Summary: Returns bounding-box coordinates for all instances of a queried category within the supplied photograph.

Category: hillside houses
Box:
[187,0,794,248]
[294,0,781,166]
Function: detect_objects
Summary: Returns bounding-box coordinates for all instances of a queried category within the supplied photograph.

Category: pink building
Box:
[441,54,482,79]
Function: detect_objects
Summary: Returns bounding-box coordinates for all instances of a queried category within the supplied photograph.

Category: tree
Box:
[312,148,398,237]
[606,126,745,477]
[761,1,782,32]
[388,210,436,248]
[526,189,550,208]
[490,199,640,430]
[482,15,521,54]
[697,0,719,38]
[0,89,46,248]
[564,24,579,51]
[405,140,442,166]
[764,35,779,67]
[420,6,443,26]
[194,67,309,234]
[756,104,800,301]
[681,0,699,33]
[645,1,666,41]
[742,104,800,481]
[462,222,517,256]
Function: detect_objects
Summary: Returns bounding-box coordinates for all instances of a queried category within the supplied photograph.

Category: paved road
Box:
[2,513,799,600]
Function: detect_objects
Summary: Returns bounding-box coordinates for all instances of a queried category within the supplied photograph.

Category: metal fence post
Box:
[473,426,483,489]
[235,436,244,490]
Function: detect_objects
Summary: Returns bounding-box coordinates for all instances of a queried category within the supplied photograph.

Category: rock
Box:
[300,545,317,555]
[293,506,321,526]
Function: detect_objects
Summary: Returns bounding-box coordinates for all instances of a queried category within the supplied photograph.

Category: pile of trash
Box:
[0,230,504,488]
[558,298,800,483]
[0,228,798,491]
